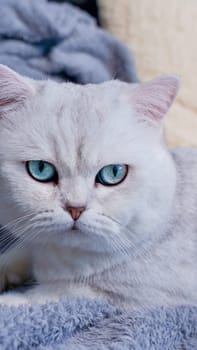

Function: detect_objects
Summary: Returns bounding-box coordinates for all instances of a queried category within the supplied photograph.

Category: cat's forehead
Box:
[32,81,134,168]
[0,80,144,169]
[45,81,123,124]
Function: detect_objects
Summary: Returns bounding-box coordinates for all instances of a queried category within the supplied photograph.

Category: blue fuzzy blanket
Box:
[0,0,138,84]
[0,299,196,349]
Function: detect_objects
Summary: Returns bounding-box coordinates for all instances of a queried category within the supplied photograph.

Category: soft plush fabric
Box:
[0,298,196,349]
[49,0,100,24]
[0,0,138,84]
[99,0,197,148]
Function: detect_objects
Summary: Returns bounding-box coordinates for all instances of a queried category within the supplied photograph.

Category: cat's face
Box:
[0,65,179,258]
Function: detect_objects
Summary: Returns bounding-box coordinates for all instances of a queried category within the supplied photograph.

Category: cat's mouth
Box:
[70,221,87,234]
[71,222,79,231]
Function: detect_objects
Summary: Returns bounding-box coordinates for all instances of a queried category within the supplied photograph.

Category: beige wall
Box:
[99,0,197,147]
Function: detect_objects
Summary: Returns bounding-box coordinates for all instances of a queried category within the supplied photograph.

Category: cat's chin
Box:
[41,225,114,254]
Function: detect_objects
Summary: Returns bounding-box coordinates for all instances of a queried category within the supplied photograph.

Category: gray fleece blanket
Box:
[0,299,196,350]
[0,0,138,83]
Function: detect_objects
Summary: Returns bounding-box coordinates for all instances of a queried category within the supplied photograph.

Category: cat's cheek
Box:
[94,186,132,224]
[12,179,58,214]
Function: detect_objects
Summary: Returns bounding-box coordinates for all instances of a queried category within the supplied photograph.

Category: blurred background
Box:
[99,0,197,147]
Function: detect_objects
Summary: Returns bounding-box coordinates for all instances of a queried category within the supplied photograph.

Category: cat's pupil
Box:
[39,161,44,173]
[113,166,118,177]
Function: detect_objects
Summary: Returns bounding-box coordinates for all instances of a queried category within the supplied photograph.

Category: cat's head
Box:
[0,65,179,260]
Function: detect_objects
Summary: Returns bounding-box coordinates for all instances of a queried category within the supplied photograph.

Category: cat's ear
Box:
[131,75,180,125]
[0,64,34,117]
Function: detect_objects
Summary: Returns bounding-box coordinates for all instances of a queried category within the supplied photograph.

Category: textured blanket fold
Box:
[0,0,138,84]
[0,299,196,349]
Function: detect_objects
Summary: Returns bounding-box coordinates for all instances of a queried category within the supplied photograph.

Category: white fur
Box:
[0,66,195,309]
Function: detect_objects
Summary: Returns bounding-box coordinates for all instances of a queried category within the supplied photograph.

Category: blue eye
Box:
[96,164,128,186]
[26,160,58,183]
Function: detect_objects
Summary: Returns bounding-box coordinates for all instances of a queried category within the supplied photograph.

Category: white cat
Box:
[0,64,196,309]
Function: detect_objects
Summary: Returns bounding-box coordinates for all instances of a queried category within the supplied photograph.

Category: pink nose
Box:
[67,206,85,221]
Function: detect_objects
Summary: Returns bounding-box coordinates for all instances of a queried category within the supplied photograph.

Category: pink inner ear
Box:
[131,75,180,122]
[0,65,33,116]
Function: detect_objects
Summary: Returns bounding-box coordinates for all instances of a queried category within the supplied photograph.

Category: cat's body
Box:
[0,65,196,309]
